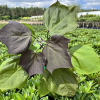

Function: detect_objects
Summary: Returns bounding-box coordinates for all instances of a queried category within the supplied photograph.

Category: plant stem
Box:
[35,44,45,53]
[31,35,36,39]
[47,30,49,39]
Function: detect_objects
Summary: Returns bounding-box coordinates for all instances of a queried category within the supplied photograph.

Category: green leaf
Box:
[14,93,24,100]
[0,56,28,90]
[0,96,3,100]
[43,35,72,73]
[29,42,40,52]
[19,49,46,77]
[40,68,79,97]
[43,1,78,36]
[29,45,37,51]
[38,75,49,97]
[0,21,31,54]
[22,23,35,35]
[69,45,100,74]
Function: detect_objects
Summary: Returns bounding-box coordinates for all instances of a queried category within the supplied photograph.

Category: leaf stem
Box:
[31,35,36,39]
[47,30,49,39]
[36,44,45,53]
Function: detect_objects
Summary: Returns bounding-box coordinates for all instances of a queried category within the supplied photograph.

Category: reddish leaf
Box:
[50,35,70,51]
[43,35,72,73]
[19,50,46,77]
[0,21,31,54]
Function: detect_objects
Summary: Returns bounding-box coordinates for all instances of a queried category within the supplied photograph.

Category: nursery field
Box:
[0,24,100,100]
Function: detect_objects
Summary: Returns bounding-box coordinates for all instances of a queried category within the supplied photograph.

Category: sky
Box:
[0,0,100,10]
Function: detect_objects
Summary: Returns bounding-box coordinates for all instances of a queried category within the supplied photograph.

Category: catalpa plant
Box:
[0,0,100,97]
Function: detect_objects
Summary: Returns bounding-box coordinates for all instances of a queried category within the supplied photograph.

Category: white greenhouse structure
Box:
[77,11,100,18]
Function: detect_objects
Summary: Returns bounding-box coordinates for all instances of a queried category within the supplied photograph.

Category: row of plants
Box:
[0,26,100,100]
[0,25,100,100]
[0,16,10,20]
[65,29,100,54]
[77,14,100,22]
[20,14,100,22]
[0,1,100,100]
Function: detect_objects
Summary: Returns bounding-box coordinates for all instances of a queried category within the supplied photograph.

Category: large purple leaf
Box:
[19,49,46,77]
[43,35,72,73]
[50,35,70,51]
[0,21,31,54]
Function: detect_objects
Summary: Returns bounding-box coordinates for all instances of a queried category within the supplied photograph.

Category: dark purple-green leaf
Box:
[43,35,72,73]
[50,35,70,51]
[19,49,46,77]
[0,21,31,54]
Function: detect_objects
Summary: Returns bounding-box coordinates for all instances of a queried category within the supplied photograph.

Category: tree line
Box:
[0,5,46,20]
[80,9,100,12]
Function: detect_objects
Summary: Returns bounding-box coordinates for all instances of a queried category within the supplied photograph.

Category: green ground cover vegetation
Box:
[77,14,100,22]
[0,24,100,100]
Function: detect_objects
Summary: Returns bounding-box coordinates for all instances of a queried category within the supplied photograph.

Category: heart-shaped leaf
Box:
[51,68,79,96]
[0,56,28,90]
[0,21,31,54]
[39,68,79,97]
[19,49,46,77]
[69,45,100,74]
[38,75,49,97]
[43,1,78,36]
[43,35,72,73]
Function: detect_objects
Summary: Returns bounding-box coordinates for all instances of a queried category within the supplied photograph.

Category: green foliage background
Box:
[77,14,100,22]
[0,23,100,99]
